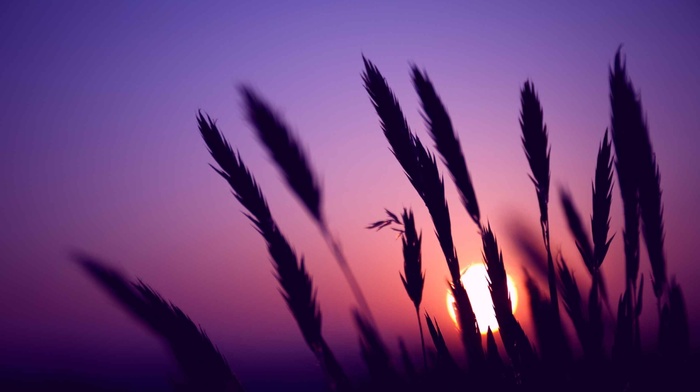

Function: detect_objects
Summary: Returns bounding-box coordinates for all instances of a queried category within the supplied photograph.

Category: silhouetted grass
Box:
[198,113,350,391]
[74,49,693,392]
[411,66,481,228]
[481,225,535,377]
[520,81,558,323]
[75,254,243,392]
[353,310,398,389]
[242,87,374,324]
[610,49,645,361]
[424,313,457,373]
[362,56,483,370]
[592,130,615,270]
[368,208,427,368]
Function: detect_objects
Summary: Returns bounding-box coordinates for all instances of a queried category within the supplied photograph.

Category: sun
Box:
[446,264,518,334]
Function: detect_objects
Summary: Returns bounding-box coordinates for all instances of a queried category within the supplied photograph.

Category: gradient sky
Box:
[2,0,699,389]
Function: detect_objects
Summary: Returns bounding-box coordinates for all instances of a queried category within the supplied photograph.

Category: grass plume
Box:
[524,271,571,364]
[75,254,242,392]
[592,130,615,269]
[362,56,482,367]
[560,189,594,271]
[241,87,374,323]
[520,81,558,320]
[557,256,587,354]
[560,189,611,311]
[411,66,481,227]
[610,50,667,299]
[424,313,457,372]
[609,51,644,358]
[354,310,397,388]
[482,225,535,375]
[241,87,322,223]
[368,208,427,368]
[198,113,350,391]
[399,209,427,368]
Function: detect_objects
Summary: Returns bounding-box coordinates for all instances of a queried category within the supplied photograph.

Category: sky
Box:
[2,0,699,389]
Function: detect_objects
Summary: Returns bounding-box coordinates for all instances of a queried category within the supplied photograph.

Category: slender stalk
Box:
[362,56,482,367]
[541,220,558,319]
[520,80,558,319]
[319,222,375,323]
[198,112,351,390]
[368,208,425,369]
[75,255,244,392]
[416,307,426,370]
[242,87,373,323]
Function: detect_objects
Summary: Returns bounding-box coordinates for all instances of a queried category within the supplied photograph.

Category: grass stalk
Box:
[520,81,558,321]
[411,66,481,228]
[198,113,350,391]
[362,56,483,367]
[241,87,374,323]
[482,224,535,375]
[75,254,243,392]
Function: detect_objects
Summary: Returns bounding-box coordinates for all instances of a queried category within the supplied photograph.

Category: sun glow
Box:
[446,264,518,334]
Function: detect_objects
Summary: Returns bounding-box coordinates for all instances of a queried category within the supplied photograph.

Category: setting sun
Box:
[446,264,518,334]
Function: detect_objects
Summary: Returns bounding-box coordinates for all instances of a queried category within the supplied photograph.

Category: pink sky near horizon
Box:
[2,0,700,388]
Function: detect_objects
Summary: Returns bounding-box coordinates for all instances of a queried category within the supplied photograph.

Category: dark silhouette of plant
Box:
[481,225,535,378]
[353,310,398,389]
[368,208,427,368]
[75,254,243,392]
[362,56,483,371]
[523,269,571,366]
[610,49,645,361]
[592,130,615,271]
[520,81,558,324]
[242,87,374,324]
[559,190,606,360]
[424,313,458,374]
[73,49,693,392]
[411,66,481,228]
[198,113,350,391]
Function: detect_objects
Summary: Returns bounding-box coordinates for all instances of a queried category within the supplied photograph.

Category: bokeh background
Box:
[2,0,699,389]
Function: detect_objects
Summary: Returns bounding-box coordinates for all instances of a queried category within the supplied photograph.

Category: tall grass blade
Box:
[638,137,667,301]
[240,87,374,323]
[610,51,668,300]
[363,56,482,367]
[353,310,397,388]
[610,48,645,359]
[587,274,604,361]
[399,209,427,369]
[482,225,535,375]
[557,255,588,355]
[411,66,481,227]
[240,88,322,223]
[485,327,510,389]
[612,289,634,365]
[198,113,350,391]
[424,313,457,372]
[520,81,558,319]
[560,189,594,271]
[398,338,416,378]
[659,280,690,358]
[609,51,640,282]
[560,189,611,310]
[399,209,425,314]
[370,208,426,369]
[485,328,503,368]
[592,130,615,269]
[75,255,243,392]
[524,271,571,363]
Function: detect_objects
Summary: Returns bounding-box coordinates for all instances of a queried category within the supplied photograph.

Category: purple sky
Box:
[2,0,700,389]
